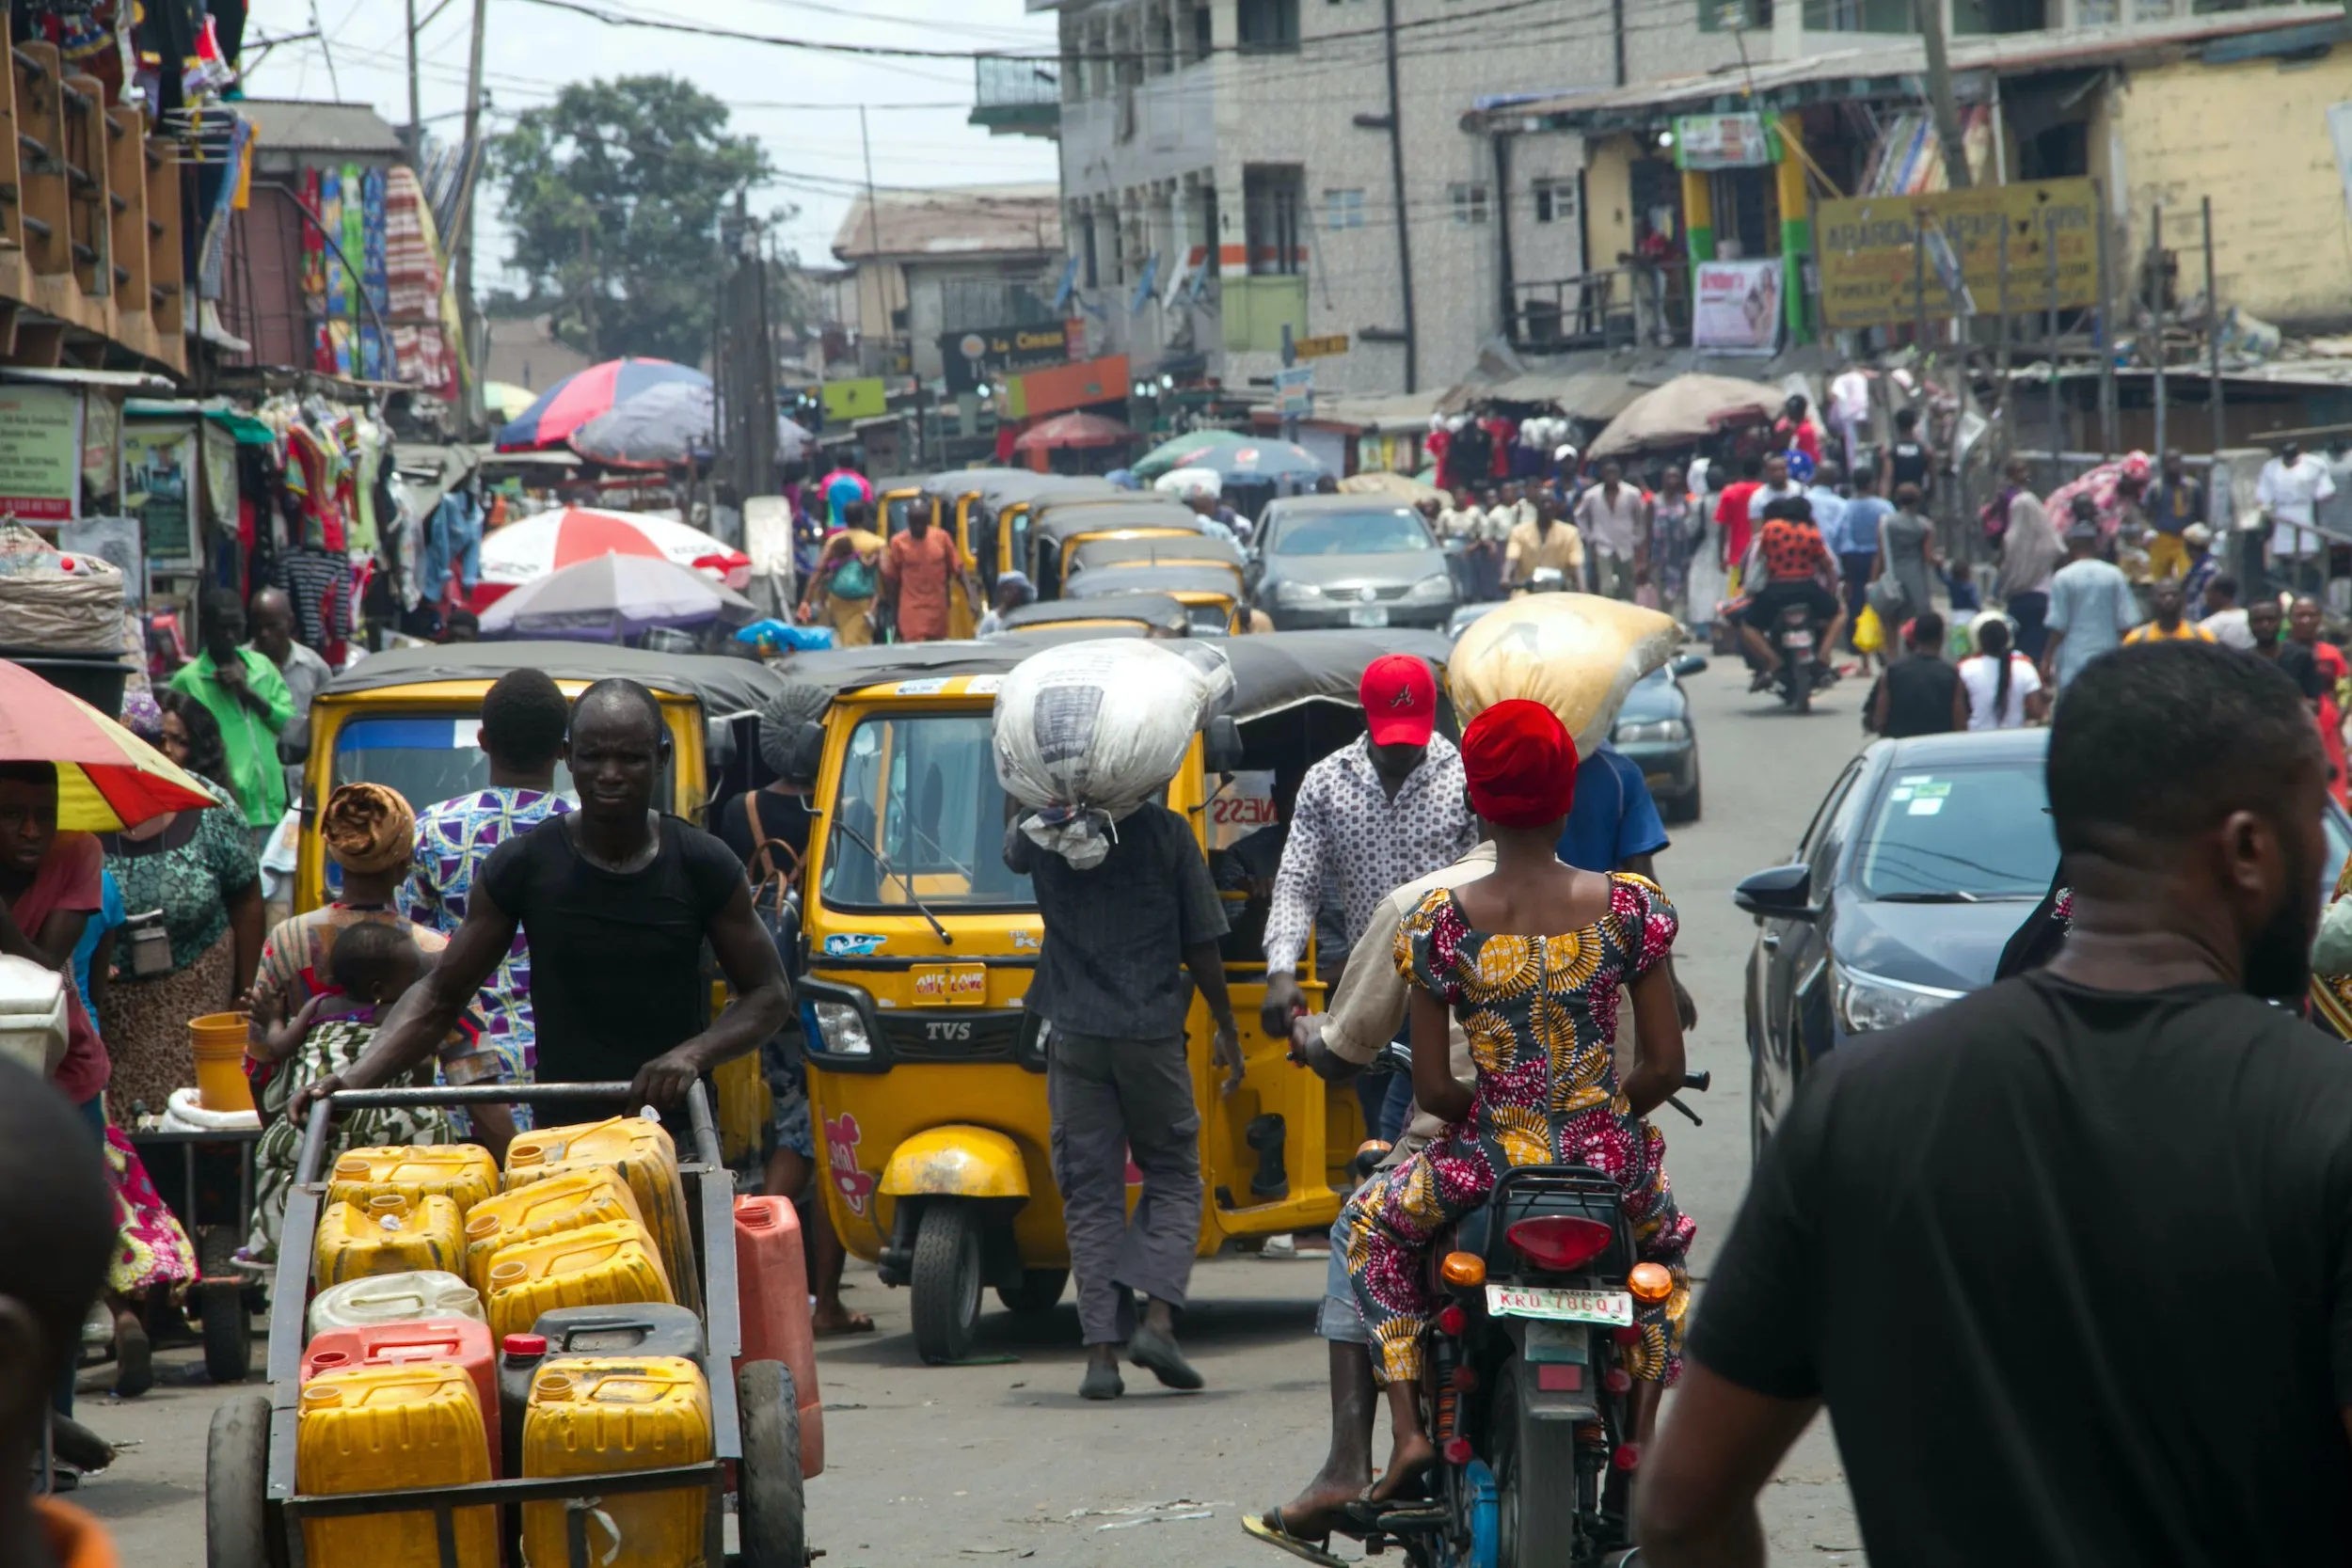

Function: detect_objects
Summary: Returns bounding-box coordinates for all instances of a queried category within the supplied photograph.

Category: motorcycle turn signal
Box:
[1628,1261,1675,1303]
[1439,1251,1486,1289]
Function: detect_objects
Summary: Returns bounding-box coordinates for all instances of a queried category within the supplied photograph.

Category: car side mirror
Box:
[1733,863,1816,919]
[1672,653,1708,677]
[787,721,826,785]
[1203,714,1245,774]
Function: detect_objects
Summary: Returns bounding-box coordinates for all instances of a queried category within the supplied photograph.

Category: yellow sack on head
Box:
[1449,594,1681,759]
[1852,603,1885,656]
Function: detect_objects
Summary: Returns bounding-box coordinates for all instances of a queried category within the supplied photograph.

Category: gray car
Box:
[1245,495,1458,630]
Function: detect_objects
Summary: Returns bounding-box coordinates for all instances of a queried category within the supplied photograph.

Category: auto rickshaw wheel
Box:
[997,1268,1068,1315]
[909,1201,983,1365]
[206,1394,271,1568]
[734,1360,807,1567]
[195,1279,251,1385]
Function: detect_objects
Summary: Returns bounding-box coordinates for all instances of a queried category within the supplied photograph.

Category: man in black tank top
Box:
[294,678,794,1114]
[1882,406,1932,501]
[1869,610,1967,737]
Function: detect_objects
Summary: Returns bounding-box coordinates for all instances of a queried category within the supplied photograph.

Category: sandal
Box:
[1242,1508,1350,1567]
[113,1314,152,1399]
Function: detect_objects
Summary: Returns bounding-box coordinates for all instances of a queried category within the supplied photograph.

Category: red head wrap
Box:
[1460,699,1580,829]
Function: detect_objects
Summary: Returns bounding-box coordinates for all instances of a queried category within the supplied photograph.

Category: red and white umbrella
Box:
[477,508,751,604]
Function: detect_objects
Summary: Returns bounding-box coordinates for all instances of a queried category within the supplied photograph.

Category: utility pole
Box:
[1914,0,1973,191]
[2148,202,2166,463]
[1380,0,1417,390]
[455,0,489,432]
[858,107,887,370]
[2202,194,2226,528]
[405,0,421,156]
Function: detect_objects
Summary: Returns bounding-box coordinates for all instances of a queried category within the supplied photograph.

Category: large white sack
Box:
[993,639,1231,869]
[1154,467,1222,500]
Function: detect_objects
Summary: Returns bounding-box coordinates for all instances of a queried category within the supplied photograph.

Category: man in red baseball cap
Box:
[1261,651,1476,1117]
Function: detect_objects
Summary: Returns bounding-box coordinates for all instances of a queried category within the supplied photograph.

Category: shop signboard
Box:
[1675,113,1775,170]
[821,377,888,424]
[941,320,1073,394]
[1813,178,2098,329]
[1009,354,1129,420]
[1275,365,1314,417]
[124,421,199,571]
[1292,333,1349,360]
[1691,258,1784,355]
[0,385,84,521]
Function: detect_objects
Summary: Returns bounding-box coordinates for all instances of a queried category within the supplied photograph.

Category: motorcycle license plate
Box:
[1347,605,1390,627]
[1781,630,1815,650]
[908,963,989,1007]
[1485,1284,1633,1326]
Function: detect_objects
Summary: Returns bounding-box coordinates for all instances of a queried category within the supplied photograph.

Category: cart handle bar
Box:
[296,1082,724,1187]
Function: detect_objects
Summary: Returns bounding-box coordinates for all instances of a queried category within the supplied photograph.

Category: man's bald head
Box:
[248,586,295,662]
[0,1063,111,1457]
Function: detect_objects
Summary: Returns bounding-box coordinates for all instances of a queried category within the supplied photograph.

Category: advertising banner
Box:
[941,321,1073,394]
[1691,259,1784,355]
[1675,113,1775,170]
[124,421,198,570]
[1813,178,2098,328]
[0,385,84,520]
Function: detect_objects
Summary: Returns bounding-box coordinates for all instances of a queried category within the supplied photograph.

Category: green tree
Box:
[492,75,771,364]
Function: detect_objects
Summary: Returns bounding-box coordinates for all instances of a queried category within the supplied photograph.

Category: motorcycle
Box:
[1298,1070,1710,1568]
[1770,603,1823,714]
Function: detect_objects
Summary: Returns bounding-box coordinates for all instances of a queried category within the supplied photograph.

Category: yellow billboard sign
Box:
[1813,179,2099,328]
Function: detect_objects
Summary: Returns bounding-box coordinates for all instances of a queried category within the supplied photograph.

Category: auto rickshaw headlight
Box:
[810,1000,873,1056]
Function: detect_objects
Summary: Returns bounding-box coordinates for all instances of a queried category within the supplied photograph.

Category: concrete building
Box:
[1464,2,2352,356]
[830,184,1064,382]
[999,1,1740,400]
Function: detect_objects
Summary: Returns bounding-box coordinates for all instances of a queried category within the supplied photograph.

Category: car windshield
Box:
[821,712,1034,911]
[334,716,579,812]
[1851,760,2056,901]
[1186,602,1231,636]
[883,494,919,534]
[1270,509,1433,557]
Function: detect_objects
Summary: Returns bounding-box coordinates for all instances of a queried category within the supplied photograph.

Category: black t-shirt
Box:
[1880,653,1961,737]
[2271,641,2327,702]
[479,815,743,1084]
[1691,973,2352,1567]
[717,786,814,883]
[1888,438,1931,490]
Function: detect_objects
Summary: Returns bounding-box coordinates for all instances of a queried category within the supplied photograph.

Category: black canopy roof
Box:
[1064,564,1242,600]
[1068,531,1244,574]
[324,641,788,718]
[1001,594,1190,632]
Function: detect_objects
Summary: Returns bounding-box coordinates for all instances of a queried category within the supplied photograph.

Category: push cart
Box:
[203,1082,809,1568]
[129,1122,263,1386]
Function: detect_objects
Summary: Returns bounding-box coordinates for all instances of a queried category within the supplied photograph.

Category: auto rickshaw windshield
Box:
[332,714,583,811]
[821,710,1036,911]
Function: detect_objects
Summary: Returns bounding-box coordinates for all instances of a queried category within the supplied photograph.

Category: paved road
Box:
[73,654,1872,1566]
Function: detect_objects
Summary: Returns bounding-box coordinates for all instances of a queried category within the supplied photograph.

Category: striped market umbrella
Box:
[478,507,750,594]
[493,357,712,451]
[1012,411,1138,453]
[0,661,220,831]
[1131,428,1251,481]
[479,553,756,641]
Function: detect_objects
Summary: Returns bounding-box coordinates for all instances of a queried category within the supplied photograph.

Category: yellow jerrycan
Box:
[521,1357,712,1568]
[297,1360,498,1568]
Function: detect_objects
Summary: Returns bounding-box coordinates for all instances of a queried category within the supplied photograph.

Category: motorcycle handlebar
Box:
[1683,1069,1711,1092]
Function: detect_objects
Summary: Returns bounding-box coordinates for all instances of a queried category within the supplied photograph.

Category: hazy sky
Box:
[243,0,1062,288]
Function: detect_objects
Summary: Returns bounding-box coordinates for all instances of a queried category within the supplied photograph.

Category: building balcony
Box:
[970,55,1061,137]
[1220,275,1306,356]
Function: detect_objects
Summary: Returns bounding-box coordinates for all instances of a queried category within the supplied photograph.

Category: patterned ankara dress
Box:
[1343,872,1695,1386]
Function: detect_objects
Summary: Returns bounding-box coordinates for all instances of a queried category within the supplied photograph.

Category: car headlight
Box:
[809,999,873,1055]
[1833,964,1963,1035]
[1613,718,1690,744]
[1276,580,1327,607]
[1403,572,1454,604]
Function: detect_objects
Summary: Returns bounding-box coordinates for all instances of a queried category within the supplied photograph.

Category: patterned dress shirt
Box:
[1263,735,1478,976]
[400,786,574,1083]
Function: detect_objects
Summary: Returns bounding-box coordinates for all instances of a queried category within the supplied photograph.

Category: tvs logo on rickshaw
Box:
[825,1113,878,1219]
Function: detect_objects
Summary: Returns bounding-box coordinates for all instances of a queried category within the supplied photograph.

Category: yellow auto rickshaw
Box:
[998,594,1193,639]
[1064,530,1247,580]
[299,641,793,1162]
[781,630,1454,1363]
[1062,562,1246,636]
[1023,495,1216,598]
[969,472,1125,584]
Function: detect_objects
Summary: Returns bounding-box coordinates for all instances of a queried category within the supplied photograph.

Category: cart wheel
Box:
[197,1279,251,1385]
[996,1268,1068,1316]
[909,1201,982,1366]
[736,1360,807,1568]
[206,1394,271,1568]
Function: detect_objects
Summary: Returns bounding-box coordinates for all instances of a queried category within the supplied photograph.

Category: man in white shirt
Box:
[2257,439,2338,594]
[1828,365,1873,467]
[1744,453,1805,579]
[1573,459,1645,600]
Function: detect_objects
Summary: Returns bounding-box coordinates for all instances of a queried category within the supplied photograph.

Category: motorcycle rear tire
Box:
[1489,1364,1583,1566]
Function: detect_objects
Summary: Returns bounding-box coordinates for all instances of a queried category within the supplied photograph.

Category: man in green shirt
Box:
[169,590,294,838]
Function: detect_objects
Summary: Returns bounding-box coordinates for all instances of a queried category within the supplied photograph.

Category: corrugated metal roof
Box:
[1476,7,2344,129]
[832,184,1061,261]
[239,99,405,157]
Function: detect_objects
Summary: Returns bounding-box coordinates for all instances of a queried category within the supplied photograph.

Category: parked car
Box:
[1247,495,1457,630]
[1735,727,2352,1161]
[1448,601,1705,822]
